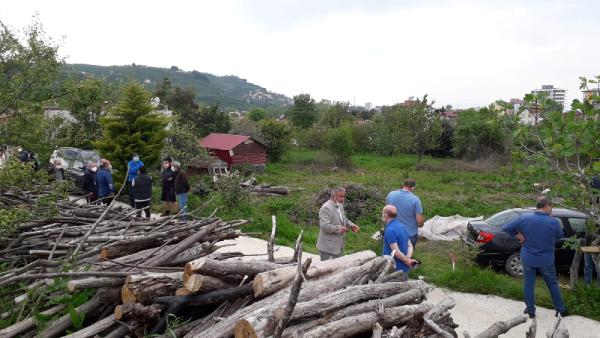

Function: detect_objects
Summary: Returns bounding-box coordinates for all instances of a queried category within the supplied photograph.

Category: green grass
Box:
[185,149,600,320]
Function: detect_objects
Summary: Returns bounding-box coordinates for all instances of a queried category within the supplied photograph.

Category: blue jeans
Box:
[523,263,566,315]
[584,253,599,286]
[176,193,188,213]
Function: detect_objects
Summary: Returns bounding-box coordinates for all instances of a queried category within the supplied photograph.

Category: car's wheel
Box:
[504,253,524,277]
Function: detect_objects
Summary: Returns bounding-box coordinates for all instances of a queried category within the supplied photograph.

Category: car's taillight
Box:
[476,231,495,244]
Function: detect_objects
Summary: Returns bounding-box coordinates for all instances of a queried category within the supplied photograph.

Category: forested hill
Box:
[63,64,292,111]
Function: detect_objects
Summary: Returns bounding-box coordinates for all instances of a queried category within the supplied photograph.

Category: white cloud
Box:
[1,0,599,108]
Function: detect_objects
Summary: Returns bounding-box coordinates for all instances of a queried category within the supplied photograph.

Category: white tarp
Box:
[418,214,484,241]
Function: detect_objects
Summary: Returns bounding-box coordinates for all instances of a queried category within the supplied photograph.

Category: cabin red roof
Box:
[200,133,252,151]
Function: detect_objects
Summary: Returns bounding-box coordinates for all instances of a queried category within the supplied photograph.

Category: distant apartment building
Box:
[364,102,372,110]
[531,85,566,106]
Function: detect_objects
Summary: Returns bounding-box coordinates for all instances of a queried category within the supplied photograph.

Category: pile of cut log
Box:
[240,177,291,196]
[0,190,562,338]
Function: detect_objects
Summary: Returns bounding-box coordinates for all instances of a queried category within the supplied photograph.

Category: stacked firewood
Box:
[0,191,248,338]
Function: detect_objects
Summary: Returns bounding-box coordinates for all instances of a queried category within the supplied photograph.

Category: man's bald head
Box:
[382,205,398,223]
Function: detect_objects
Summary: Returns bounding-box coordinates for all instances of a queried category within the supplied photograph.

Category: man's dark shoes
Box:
[524,308,535,318]
[555,310,569,317]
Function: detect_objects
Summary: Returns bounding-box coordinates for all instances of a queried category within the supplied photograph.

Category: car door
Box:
[554,217,574,269]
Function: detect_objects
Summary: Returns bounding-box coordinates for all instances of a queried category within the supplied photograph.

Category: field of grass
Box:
[186,150,600,320]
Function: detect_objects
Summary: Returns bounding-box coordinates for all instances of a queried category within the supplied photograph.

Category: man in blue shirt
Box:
[127,154,144,208]
[382,205,417,274]
[502,196,567,318]
[387,179,424,248]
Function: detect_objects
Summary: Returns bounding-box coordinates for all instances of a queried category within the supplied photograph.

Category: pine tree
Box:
[95,82,169,183]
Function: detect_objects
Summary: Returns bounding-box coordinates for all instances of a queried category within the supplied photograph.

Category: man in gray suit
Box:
[317,187,360,260]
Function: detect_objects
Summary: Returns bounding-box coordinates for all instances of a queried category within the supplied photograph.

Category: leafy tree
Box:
[248,108,267,122]
[428,118,454,158]
[514,75,600,287]
[163,116,209,166]
[452,107,506,159]
[397,96,442,162]
[95,82,169,183]
[0,18,62,116]
[321,102,353,128]
[197,104,231,137]
[288,93,318,129]
[326,124,354,168]
[230,117,263,140]
[260,119,291,162]
[60,77,115,147]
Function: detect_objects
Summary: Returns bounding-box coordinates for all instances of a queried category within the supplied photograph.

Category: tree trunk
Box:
[569,239,584,289]
[61,315,115,338]
[121,272,182,304]
[281,285,429,336]
[253,250,377,298]
[67,277,125,293]
[114,303,163,321]
[301,304,432,338]
[236,281,418,338]
[184,274,233,293]
[184,258,284,283]
[191,256,387,338]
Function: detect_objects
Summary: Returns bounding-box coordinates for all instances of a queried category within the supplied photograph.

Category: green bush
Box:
[325,124,354,168]
[214,171,250,210]
[453,108,506,159]
[260,119,291,162]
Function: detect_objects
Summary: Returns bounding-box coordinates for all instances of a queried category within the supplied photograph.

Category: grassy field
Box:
[185,150,600,320]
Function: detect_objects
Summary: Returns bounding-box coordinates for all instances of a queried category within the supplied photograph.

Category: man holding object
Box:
[316,187,360,261]
[382,205,416,274]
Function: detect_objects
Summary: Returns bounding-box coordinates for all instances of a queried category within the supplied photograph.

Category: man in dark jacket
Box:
[96,159,115,205]
[132,166,152,218]
[160,157,176,216]
[82,161,98,203]
[173,161,190,217]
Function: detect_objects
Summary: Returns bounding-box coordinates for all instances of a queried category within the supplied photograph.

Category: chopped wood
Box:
[184,274,233,293]
[0,304,66,338]
[465,314,528,338]
[114,303,163,321]
[121,272,183,304]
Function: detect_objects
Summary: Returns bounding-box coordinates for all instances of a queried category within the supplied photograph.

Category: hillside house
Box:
[199,133,267,170]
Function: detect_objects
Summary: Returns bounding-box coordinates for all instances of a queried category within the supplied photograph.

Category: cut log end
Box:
[234,319,259,338]
[253,274,265,298]
[121,285,137,304]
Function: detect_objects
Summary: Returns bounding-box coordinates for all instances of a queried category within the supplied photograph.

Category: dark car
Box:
[466,208,588,277]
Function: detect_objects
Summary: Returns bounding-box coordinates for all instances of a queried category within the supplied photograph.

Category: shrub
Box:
[214,171,250,210]
[260,119,291,162]
[453,108,506,159]
[325,124,354,168]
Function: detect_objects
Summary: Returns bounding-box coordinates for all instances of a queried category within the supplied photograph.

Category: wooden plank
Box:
[580,246,600,253]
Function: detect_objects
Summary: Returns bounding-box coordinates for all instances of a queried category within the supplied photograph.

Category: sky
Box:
[2,0,599,108]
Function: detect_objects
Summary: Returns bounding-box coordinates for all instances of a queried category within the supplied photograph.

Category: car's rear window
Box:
[568,218,587,234]
[487,210,521,227]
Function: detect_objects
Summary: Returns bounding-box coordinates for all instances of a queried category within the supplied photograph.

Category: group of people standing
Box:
[316,179,424,277]
[80,155,190,218]
[317,179,581,319]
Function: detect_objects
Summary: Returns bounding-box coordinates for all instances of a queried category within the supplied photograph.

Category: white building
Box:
[531,85,566,106]
[364,102,372,110]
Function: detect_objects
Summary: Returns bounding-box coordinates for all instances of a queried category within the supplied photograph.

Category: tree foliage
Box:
[326,123,354,168]
[248,108,266,122]
[0,18,62,116]
[197,104,231,137]
[163,116,209,167]
[514,76,600,231]
[288,93,318,129]
[321,102,353,129]
[260,119,291,162]
[452,107,507,160]
[95,82,169,183]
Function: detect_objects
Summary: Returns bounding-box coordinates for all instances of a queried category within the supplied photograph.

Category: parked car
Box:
[465,207,588,277]
[49,147,101,187]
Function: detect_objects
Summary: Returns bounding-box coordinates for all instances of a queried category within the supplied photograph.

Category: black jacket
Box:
[174,171,190,194]
[82,170,97,194]
[132,173,153,202]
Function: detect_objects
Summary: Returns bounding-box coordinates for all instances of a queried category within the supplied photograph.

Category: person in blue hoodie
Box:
[96,159,115,205]
[127,154,144,208]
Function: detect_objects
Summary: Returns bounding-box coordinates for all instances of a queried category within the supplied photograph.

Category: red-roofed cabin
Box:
[200,133,267,169]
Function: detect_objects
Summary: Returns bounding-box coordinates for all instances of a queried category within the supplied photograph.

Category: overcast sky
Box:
[2,0,599,108]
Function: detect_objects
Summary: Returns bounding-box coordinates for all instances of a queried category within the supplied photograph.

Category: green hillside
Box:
[62,64,292,111]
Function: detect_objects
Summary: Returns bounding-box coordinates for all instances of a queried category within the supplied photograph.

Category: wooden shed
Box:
[199,133,267,169]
